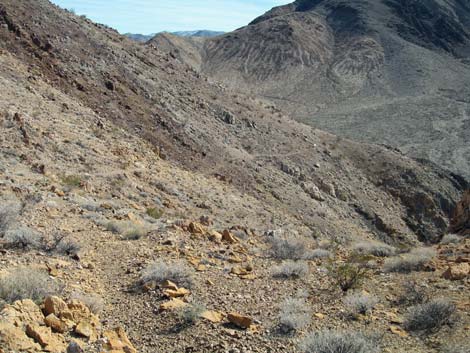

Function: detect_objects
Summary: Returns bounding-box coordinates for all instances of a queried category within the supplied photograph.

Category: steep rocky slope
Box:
[157,0,470,179]
[0,1,469,352]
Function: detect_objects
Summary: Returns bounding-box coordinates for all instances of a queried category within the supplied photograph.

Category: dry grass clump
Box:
[272,261,309,279]
[141,260,194,288]
[278,296,311,334]
[106,220,149,240]
[269,233,310,260]
[0,203,19,236]
[0,268,61,303]
[300,330,378,353]
[404,299,456,333]
[383,247,435,273]
[344,292,378,317]
[304,248,332,259]
[178,302,206,326]
[2,226,44,249]
[397,281,429,306]
[70,292,104,314]
[352,241,396,257]
[440,234,462,245]
[327,261,368,292]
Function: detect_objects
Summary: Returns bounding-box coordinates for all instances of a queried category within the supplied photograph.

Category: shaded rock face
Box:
[451,190,470,236]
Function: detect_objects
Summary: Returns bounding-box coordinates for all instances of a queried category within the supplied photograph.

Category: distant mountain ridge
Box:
[148,0,470,179]
[125,30,224,42]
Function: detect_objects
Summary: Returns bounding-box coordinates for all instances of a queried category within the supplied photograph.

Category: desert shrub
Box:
[344,293,378,317]
[327,261,368,292]
[352,241,396,257]
[0,203,19,236]
[278,296,311,334]
[300,330,377,353]
[383,248,435,273]
[55,237,81,256]
[273,261,309,279]
[146,208,163,220]
[397,281,428,306]
[441,234,462,245]
[178,302,205,325]
[106,221,148,240]
[2,226,44,250]
[304,248,332,260]
[0,268,61,303]
[70,292,104,314]
[269,233,309,260]
[404,299,456,333]
[141,260,194,288]
[61,175,82,188]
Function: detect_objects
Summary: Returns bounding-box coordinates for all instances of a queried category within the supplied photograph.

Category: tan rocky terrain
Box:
[151,0,470,179]
[0,1,469,352]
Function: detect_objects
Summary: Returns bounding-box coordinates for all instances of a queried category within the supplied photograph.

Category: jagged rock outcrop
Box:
[451,190,470,236]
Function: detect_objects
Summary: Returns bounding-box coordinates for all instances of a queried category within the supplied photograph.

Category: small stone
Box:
[159,298,188,311]
[222,230,238,243]
[45,314,67,333]
[201,310,224,323]
[189,222,205,235]
[208,230,223,243]
[163,287,191,298]
[44,296,68,316]
[390,325,408,337]
[227,312,253,329]
[161,280,178,290]
[314,313,325,319]
[75,321,95,339]
[103,327,137,353]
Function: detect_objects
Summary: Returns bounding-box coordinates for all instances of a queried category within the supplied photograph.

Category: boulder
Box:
[1,299,45,327]
[450,190,470,236]
[0,321,42,352]
[44,314,67,333]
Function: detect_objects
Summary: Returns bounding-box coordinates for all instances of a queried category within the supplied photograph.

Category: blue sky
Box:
[50,0,291,34]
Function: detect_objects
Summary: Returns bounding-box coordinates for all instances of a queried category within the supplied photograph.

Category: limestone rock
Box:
[442,263,470,280]
[45,314,67,333]
[163,287,191,298]
[75,320,97,340]
[188,222,205,235]
[159,298,188,311]
[227,312,253,329]
[222,230,238,243]
[1,299,45,327]
[201,310,224,323]
[44,296,68,317]
[0,321,42,352]
[25,324,66,352]
[102,327,137,353]
[208,230,222,243]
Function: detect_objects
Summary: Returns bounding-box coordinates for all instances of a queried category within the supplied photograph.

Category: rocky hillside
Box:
[0,1,469,352]
[157,0,470,179]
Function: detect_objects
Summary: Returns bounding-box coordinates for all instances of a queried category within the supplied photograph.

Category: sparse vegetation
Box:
[146,207,163,219]
[304,248,332,259]
[384,248,435,273]
[278,296,311,334]
[2,226,44,250]
[272,260,309,279]
[0,268,61,303]
[178,302,205,325]
[141,260,194,288]
[404,299,456,333]
[327,261,368,292]
[269,233,309,260]
[352,241,396,257]
[70,292,104,314]
[344,292,378,317]
[441,234,462,245]
[0,203,19,236]
[442,343,470,353]
[300,330,377,353]
[398,281,429,306]
[105,221,148,240]
[61,174,83,188]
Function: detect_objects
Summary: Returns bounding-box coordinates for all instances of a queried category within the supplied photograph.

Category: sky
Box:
[50,0,292,34]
